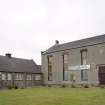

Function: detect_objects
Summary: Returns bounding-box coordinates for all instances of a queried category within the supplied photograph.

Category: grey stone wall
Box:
[0,72,43,88]
[42,43,105,85]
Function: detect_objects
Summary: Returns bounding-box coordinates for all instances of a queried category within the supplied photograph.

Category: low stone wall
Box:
[0,80,43,89]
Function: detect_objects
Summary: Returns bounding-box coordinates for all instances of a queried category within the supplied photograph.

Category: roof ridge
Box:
[0,55,32,61]
[59,34,105,46]
[44,34,105,54]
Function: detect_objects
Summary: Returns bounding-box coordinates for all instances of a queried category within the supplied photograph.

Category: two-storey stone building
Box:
[41,35,105,85]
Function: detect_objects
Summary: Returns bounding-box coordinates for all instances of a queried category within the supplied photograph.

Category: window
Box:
[2,73,6,80]
[81,50,87,65]
[0,72,1,80]
[7,73,12,80]
[26,74,32,80]
[15,73,23,80]
[63,53,69,81]
[48,55,53,81]
[80,49,88,81]
[35,75,41,80]
[81,70,88,81]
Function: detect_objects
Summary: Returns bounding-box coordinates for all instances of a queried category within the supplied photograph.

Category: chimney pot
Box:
[55,40,59,45]
[5,53,12,58]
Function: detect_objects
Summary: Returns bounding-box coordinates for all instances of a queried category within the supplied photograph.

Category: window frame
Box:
[1,72,6,80]
[80,49,88,81]
[47,55,53,81]
[15,73,23,80]
[7,73,12,80]
[35,74,41,80]
[62,53,69,81]
[26,74,32,80]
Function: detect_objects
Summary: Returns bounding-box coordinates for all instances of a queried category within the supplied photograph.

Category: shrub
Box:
[77,84,83,88]
[61,84,67,88]
[14,85,18,89]
[90,84,95,87]
[80,84,84,87]
[84,84,90,88]
[21,87,25,89]
[48,85,52,87]
[7,85,12,89]
[100,85,105,88]
[71,84,76,88]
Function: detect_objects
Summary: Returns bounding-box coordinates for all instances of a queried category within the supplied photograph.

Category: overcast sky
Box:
[0,0,105,64]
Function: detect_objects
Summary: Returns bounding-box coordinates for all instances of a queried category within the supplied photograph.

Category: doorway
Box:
[98,66,105,85]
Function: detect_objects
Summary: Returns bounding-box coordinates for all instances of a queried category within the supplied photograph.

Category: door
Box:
[98,66,105,85]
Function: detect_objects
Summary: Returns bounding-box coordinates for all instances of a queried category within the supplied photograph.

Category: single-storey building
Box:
[41,35,105,85]
[0,53,42,88]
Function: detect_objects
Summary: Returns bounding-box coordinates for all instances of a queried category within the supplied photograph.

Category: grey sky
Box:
[0,0,105,64]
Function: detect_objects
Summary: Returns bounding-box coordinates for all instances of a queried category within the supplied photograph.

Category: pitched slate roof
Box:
[0,55,41,73]
[43,34,105,54]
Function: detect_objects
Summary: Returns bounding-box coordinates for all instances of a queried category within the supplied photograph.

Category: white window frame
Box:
[81,49,88,81]
[2,73,6,80]
[15,73,23,80]
[26,74,32,80]
[7,73,12,80]
[35,75,41,80]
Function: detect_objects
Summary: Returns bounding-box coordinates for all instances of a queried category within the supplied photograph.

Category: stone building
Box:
[41,35,105,85]
[0,53,42,88]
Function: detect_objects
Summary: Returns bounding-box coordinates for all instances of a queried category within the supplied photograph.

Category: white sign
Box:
[68,65,90,70]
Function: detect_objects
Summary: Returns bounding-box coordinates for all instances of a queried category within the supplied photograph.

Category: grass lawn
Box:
[0,87,105,105]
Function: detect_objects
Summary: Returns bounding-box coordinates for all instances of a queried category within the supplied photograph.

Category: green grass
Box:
[0,87,105,105]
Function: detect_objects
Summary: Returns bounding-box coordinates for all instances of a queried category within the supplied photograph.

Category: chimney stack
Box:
[5,53,12,58]
[55,40,59,45]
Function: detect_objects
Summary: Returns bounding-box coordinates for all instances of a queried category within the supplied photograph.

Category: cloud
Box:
[0,0,105,64]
